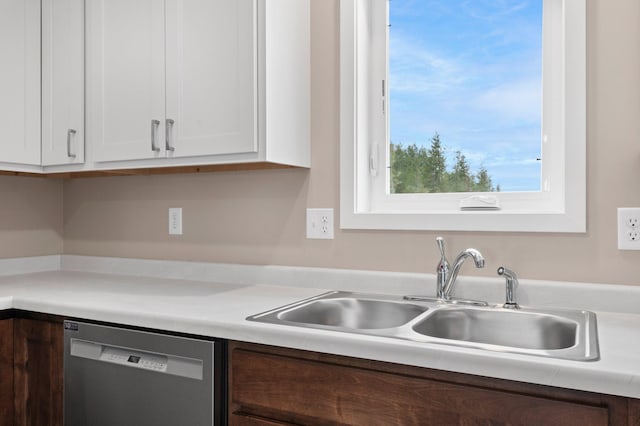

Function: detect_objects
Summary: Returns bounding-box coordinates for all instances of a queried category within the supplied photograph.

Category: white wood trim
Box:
[263,0,310,167]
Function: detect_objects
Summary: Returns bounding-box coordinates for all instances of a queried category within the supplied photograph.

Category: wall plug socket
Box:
[618,208,640,250]
[306,208,334,239]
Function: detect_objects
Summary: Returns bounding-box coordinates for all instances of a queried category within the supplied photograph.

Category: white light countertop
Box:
[1,255,639,399]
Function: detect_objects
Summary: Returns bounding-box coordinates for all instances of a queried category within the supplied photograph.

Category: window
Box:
[388,1,542,194]
[340,0,586,232]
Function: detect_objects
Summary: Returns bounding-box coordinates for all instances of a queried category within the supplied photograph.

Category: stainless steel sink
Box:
[247,291,599,361]
[412,308,578,350]
[277,298,428,329]
[248,292,429,330]
[410,306,598,361]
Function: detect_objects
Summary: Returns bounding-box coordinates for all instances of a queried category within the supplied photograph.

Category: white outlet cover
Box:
[617,208,640,250]
[169,208,183,235]
[306,208,334,239]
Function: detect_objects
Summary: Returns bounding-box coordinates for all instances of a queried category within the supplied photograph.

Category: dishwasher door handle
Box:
[70,338,102,359]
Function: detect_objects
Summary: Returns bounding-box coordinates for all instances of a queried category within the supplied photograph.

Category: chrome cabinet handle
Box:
[165,118,175,152]
[67,129,77,158]
[151,119,160,152]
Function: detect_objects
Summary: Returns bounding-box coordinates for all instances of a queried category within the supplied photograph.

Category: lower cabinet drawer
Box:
[229,343,614,426]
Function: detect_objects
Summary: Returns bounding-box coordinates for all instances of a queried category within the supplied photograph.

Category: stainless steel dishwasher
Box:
[64,320,224,426]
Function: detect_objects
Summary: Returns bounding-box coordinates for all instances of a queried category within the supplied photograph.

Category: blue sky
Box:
[389,0,543,191]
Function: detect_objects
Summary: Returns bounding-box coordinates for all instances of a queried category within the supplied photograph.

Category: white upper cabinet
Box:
[86,0,165,162]
[88,0,256,163]
[0,0,308,173]
[85,0,309,168]
[0,0,41,166]
[165,0,257,159]
[42,0,85,166]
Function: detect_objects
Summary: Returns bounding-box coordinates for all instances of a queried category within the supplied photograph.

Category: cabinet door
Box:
[165,0,257,158]
[87,0,166,162]
[0,0,40,165]
[13,318,63,426]
[42,0,85,166]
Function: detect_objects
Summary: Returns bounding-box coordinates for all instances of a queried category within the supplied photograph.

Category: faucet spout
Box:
[441,248,485,300]
[406,238,489,306]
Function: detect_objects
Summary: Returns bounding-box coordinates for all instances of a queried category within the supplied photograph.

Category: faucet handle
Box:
[435,237,449,270]
[497,266,520,309]
[436,237,446,257]
[435,237,449,299]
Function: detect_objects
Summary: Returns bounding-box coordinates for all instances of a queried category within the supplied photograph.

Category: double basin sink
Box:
[247,291,599,361]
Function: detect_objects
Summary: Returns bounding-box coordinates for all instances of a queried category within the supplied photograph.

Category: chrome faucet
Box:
[436,237,485,301]
[404,237,487,306]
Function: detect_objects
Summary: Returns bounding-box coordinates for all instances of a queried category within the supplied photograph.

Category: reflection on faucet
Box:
[405,237,488,306]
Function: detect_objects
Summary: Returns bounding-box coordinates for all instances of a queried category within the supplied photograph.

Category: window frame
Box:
[339,0,586,233]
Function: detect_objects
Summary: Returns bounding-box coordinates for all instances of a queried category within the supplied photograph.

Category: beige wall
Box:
[62,0,640,285]
[0,176,63,257]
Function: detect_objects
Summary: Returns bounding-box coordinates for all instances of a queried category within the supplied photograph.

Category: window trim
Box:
[340,0,586,233]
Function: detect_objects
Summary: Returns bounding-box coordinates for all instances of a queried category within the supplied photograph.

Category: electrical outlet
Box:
[306,208,334,239]
[618,208,640,250]
[169,208,183,235]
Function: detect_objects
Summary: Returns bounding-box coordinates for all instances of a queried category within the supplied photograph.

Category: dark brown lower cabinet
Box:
[229,341,638,426]
[630,399,640,426]
[13,317,63,426]
[0,319,14,426]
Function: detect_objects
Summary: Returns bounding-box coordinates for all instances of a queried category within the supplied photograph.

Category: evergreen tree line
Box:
[390,133,499,193]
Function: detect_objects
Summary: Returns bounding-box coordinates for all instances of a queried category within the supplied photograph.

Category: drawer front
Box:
[230,347,609,426]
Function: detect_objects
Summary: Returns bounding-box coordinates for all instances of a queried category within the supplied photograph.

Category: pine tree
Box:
[450,151,473,192]
[425,133,447,192]
[389,134,498,194]
[390,143,402,193]
[474,166,494,192]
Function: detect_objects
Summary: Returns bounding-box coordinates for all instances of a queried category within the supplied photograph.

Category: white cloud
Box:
[467,78,542,123]
[461,0,531,21]
[389,32,467,95]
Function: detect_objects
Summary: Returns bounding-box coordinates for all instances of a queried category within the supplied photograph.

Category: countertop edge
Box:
[0,256,637,399]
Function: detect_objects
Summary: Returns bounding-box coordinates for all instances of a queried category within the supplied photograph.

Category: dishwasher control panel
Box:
[69,337,204,380]
[102,347,168,372]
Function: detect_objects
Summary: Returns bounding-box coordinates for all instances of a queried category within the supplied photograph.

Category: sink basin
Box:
[412,308,577,350]
[247,291,429,331]
[277,298,428,329]
[248,291,599,361]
